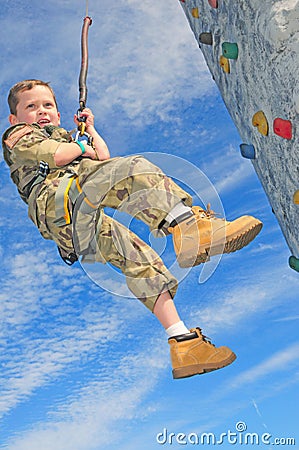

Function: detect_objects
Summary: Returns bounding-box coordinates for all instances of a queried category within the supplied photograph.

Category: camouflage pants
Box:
[48,155,193,311]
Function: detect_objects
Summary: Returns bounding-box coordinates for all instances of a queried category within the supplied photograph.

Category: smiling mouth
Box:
[37,118,51,126]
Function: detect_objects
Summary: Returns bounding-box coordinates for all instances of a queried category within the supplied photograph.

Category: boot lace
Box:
[193,204,222,220]
[197,328,215,347]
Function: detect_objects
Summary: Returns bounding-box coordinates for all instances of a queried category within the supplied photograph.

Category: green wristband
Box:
[75,140,86,155]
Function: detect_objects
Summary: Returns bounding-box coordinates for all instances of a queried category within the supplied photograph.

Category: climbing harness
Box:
[27,161,50,193]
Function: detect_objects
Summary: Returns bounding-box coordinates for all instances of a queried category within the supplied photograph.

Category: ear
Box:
[57,111,61,126]
[9,114,19,125]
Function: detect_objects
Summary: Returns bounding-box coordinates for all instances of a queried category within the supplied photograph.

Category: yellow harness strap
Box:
[54,174,76,226]
[54,173,97,227]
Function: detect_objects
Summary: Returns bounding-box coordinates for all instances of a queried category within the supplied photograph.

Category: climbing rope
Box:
[77,1,92,137]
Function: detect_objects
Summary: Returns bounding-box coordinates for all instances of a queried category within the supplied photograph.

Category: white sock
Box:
[165,202,192,225]
[166,321,190,338]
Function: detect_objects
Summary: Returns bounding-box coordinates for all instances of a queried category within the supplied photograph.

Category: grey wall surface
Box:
[180,0,299,259]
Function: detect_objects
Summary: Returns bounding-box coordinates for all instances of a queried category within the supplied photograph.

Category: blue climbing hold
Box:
[289,256,299,273]
[240,143,256,160]
[222,42,239,60]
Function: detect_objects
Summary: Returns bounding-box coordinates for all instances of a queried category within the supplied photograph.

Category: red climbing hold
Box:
[273,118,292,140]
[208,0,218,7]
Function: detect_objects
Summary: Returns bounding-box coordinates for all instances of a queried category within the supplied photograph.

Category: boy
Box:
[2,79,263,379]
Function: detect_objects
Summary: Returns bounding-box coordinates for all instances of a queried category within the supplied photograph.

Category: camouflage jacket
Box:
[2,123,78,200]
[2,123,85,259]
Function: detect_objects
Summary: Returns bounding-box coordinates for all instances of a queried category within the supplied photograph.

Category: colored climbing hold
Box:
[219,55,230,73]
[192,8,199,18]
[293,190,299,204]
[240,143,256,159]
[252,111,269,136]
[289,256,299,273]
[273,118,293,140]
[208,0,218,8]
[179,0,185,2]
[199,32,213,45]
[222,42,238,60]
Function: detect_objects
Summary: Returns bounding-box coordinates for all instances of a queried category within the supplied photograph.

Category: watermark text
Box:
[156,422,296,446]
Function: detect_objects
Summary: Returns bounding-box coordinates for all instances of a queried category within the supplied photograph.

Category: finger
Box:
[81,108,92,114]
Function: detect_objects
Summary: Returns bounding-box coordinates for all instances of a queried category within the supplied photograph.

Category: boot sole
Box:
[177,220,263,268]
[172,351,237,379]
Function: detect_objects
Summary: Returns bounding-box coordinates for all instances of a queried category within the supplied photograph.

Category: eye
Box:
[45,102,54,108]
[26,103,35,109]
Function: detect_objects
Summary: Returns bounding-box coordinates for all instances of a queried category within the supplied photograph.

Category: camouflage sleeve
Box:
[5,123,63,169]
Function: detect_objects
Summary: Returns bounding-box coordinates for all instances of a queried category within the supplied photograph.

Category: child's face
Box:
[9,85,61,128]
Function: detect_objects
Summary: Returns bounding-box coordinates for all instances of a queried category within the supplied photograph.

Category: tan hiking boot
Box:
[169,205,263,268]
[169,328,236,379]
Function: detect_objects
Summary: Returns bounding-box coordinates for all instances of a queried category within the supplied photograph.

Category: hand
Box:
[73,107,110,161]
[80,140,98,160]
[74,108,95,131]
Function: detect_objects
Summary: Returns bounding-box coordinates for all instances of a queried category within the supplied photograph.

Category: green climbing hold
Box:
[199,32,213,45]
[222,42,238,60]
[240,143,256,159]
[289,256,299,273]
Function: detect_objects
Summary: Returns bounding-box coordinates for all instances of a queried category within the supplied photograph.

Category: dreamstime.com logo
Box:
[156,422,296,446]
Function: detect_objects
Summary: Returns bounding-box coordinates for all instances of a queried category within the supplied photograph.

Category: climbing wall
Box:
[179,0,299,271]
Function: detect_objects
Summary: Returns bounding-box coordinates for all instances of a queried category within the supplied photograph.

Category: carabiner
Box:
[74,128,94,148]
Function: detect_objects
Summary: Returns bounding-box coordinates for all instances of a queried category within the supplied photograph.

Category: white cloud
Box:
[1,1,298,448]
[5,336,168,450]
[200,145,256,197]
[229,342,299,390]
[83,0,216,126]
[0,244,147,419]
[0,0,215,130]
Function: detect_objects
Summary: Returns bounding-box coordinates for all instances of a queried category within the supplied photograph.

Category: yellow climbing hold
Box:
[294,190,299,205]
[252,111,269,136]
[219,55,230,74]
[192,8,199,18]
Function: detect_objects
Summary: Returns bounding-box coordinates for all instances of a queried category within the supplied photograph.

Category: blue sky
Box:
[0,1,298,449]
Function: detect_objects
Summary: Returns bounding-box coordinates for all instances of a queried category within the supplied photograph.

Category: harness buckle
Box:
[38,160,50,177]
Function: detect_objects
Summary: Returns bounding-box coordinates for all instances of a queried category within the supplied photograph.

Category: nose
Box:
[37,105,47,115]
